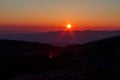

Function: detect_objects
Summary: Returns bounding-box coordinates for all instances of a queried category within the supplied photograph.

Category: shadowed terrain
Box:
[0,36,120,80]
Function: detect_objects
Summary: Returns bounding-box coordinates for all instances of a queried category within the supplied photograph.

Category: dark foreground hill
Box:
[0,36,120,80]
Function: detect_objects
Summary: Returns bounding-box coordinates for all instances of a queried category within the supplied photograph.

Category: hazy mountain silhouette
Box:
[0,30,120,46]
[0,36,120,80]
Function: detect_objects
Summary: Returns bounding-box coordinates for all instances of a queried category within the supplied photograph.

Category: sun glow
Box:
[67,24,72,29]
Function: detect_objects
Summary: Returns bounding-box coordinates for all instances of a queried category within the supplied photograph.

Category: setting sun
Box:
[67,24,72,29]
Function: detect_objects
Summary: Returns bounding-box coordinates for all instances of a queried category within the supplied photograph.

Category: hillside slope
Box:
[0,36,120,80]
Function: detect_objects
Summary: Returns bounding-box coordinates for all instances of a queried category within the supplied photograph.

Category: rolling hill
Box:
[0,36,120,80]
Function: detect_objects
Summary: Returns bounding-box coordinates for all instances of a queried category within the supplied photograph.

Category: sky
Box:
[0,0,120,32]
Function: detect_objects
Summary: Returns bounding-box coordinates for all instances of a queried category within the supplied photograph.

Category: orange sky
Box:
[0,0,120,32]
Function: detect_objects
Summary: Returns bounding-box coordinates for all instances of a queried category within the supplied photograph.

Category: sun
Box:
[67,24,72,29]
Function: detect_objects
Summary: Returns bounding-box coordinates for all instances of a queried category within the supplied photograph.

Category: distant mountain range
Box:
[0,36,120,80]
[0,30,120,46]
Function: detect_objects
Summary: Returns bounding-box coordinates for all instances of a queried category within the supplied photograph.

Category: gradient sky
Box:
[0,0,120,32]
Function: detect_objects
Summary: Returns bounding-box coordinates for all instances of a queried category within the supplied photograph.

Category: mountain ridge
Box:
[0,36,120,80]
